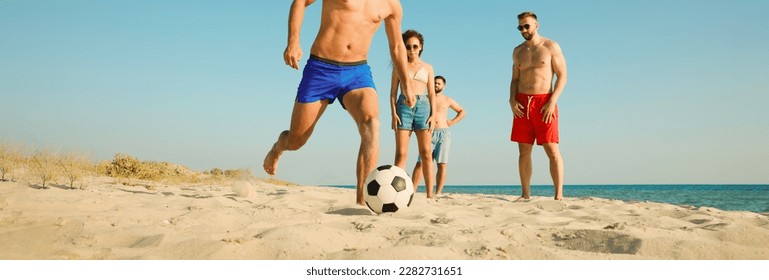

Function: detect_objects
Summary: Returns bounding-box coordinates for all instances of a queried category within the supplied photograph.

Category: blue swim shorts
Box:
[396,94,431,131]
[418,127,452,164]
[296,55,376,110]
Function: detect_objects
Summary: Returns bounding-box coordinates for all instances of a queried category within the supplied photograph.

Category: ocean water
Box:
[324,184,769,213]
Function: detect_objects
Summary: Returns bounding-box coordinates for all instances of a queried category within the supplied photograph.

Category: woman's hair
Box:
[402,29,425,56]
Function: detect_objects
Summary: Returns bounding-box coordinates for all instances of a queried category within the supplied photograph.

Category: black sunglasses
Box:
[517,24,531,31]
[405,44,420,50]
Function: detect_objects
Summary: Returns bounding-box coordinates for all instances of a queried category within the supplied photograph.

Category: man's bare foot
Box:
[263,145,282,176]
[515,196,531,202]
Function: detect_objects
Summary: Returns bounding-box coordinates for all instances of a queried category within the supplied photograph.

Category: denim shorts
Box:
[396,94,431,131]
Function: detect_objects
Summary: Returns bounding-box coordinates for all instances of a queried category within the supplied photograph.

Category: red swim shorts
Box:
[510,93,559,145]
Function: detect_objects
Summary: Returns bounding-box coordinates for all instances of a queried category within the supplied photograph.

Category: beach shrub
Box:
[101,153,142,178]
[0,141,26,182]
[224,168,252,179]
[29,149,58,189]
[100,153,200,183]
[57,151,95,189]
[209,168,224,176]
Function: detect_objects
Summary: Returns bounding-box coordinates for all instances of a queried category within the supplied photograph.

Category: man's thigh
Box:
[342,87,378,124]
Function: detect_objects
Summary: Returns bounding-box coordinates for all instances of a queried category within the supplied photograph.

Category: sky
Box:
[2,0,768,186]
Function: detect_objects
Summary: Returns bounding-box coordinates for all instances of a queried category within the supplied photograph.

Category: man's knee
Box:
[545,152,562,161]
[357,115,380,141]
[358,113,379,129]
[543,143,562,160]
[518,148,533,158]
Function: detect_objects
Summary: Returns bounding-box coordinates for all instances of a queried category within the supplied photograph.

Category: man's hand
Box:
[284,44,302,70]
[512,101,525,118]
[541,101,557,123]
[400,82,416,108]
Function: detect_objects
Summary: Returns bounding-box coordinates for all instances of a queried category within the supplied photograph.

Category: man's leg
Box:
[343,88,379,205]
[542,143,563,200]
[415,129,434,198]
[517,143,533,199]
[264,100,328,176]
[411,161,423,193]
[436,163,447,195]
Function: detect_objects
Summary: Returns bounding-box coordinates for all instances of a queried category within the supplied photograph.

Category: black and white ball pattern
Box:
[364,165,414,214]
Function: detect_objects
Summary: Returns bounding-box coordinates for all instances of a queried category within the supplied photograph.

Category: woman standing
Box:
[390,29,437,198]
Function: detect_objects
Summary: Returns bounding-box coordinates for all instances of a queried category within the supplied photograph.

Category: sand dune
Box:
[1,178,768,260]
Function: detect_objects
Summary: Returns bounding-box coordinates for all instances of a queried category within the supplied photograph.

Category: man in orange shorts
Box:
[509,11,567,200]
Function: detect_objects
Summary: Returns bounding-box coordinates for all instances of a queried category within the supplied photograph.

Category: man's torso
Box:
[311,0,393,62]
[515,38,555,94]
[432,94,452,129]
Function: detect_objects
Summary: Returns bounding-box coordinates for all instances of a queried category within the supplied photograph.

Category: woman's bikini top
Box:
[409,66,429,84]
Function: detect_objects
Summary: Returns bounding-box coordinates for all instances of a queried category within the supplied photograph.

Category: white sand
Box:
[1,178,768,260]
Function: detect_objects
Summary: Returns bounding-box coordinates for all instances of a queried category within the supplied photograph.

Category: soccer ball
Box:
[364,165,414,214]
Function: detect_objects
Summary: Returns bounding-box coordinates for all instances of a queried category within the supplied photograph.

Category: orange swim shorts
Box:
[510,93,559,145]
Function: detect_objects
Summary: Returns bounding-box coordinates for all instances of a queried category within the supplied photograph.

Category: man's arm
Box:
[510,47,524,117]
[541,41,567,123]
[389,69,401,130]
[383,0,414,107]
[284,0,315,70]
[447,97,465,126]
[549,41,567,104]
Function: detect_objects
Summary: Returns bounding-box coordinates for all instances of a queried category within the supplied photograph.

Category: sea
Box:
[323,184,769,214]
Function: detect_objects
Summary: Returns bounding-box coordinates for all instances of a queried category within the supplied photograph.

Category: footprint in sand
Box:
[326,208,372,216]
[688,219,711,225]
[535,200,566,212]
[352,221,374,232]
[551,230,642,254]
[130,234,164,248]
[430,217,454,225]
[700,222,730,231]
[464,245,490,257]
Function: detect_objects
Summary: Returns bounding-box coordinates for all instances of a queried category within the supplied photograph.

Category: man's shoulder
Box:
[437,94,454,103]
[542,38,561,48]
[379,0,402,15]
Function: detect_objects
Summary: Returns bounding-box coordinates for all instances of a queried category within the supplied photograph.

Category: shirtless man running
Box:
[263,0,415,205]
[510,11,568,200]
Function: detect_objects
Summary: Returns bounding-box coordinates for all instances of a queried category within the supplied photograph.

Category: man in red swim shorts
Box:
[509,11,567,200]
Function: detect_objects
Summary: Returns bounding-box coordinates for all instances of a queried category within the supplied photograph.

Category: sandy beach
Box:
[1,177,768,260]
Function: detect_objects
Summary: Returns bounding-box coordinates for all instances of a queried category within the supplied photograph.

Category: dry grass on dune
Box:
[0,141,253,189]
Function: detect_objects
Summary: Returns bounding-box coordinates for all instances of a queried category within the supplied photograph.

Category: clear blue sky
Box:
[2,0,768,186]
